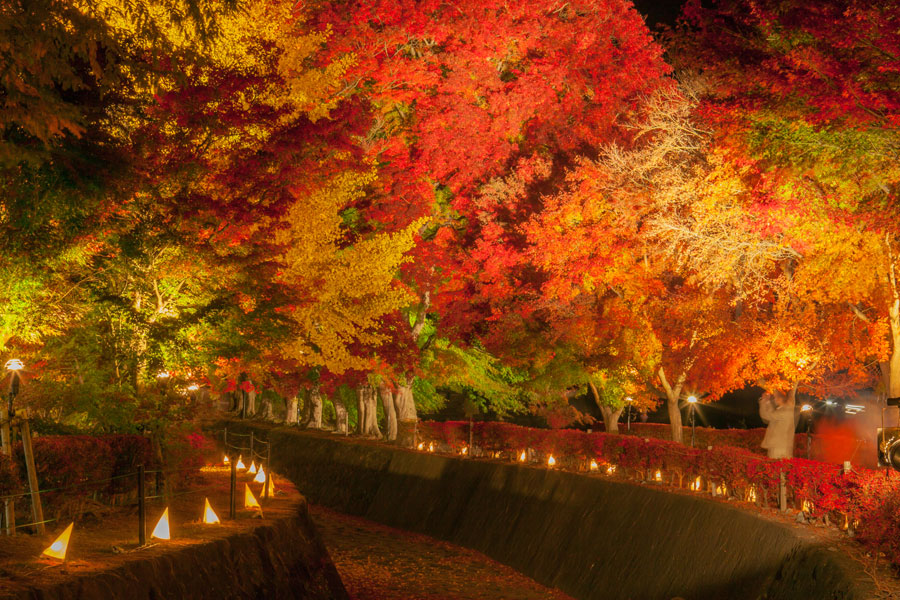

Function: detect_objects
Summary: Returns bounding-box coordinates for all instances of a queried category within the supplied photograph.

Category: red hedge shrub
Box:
[419,420,900,569]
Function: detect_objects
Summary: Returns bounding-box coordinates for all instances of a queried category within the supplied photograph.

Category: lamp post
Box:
[801,403,813,459]
[625,397,633,432]
[687,395,698,448]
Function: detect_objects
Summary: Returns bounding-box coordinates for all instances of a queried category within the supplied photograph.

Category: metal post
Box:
[229,460,236,519]
[690,404,696,448]
[626,405,631,432]
[138,465,146,545]
[779,471,787,512]
[264,443,271,500]
[19,411,44,534]
[0,406,13,536]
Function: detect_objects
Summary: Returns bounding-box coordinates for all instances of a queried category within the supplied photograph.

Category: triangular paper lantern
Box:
[248,461,257,474]
[41,522,74,560]
[235,455,245,470]
[223,454,230,465]
[253,466,266,484]
[202,498,220,524]
[151,508,171,540]
[244,483,260,510]
[266,473,275,497]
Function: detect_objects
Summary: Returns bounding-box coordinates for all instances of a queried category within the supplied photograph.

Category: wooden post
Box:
[229,460,236,519]
[468,418,473,458]
[223,427,228,455]
[264,443,271,500]
[779,471,787,512]
[1,406,14,536]
[138,465,146,545]
[19,411,44,534]
[249,432,254,465]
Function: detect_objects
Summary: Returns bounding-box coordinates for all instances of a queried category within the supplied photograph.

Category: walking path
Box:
[309,505,576,600]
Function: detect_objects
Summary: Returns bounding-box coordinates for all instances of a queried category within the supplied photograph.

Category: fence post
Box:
[19,411,44,534]
[779,471,787,512]
[230,460,237,519]
[264,442,271,500]
[138,465,146,546]
[1,406,14,536]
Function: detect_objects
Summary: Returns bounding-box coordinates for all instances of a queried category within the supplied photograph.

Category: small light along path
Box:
[309,505,576,600]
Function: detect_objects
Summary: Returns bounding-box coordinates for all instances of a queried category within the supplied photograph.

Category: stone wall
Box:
[226,421,874,600]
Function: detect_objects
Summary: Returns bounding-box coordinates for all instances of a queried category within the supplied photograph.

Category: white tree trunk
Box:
[333,394,349,434]
[599,405,624,433]
[357,385,381,438]
[247,388,257,416]
[260,395,273,420]
[395,382,417,447]
[305,386,322,429]
[285,396,299,424]
[658,367,685,444]
[379,384,398,441]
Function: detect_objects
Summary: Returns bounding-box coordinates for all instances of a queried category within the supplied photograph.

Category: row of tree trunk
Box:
[275,382,417,447]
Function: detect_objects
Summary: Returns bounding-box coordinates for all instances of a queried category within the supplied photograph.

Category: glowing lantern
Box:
[417,442,424,450]
[715,484,727,497]
[654,470,662,482]
[41,522,74,560]
[236,455,246,470]
[223,454,230,465]
[427,442,434,452]
[518,451,527,462]
[244,484,261,510]
[266,473,275,496]
[248,461,257,474]
[802,499,813,514]
[589,460,599,471]
[547,455,556,467]
[254,466,266,484]
[151,508,171,540]
[202,498,220,524]
[691,477,702,491]
[747,486,757,503]
[606,465,617,474]
[461,446,468,455]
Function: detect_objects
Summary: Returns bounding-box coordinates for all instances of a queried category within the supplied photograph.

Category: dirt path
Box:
[309,505,576,600]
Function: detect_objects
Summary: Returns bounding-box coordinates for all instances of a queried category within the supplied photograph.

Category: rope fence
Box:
[0,425,278,563]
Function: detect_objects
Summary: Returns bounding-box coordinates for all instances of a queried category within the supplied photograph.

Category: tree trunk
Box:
[658,367,685,444]
[889,298,900,398]
[357,385,381,438]
[599,405,624,433]
[285,396,299,424]
[395,381,417,447]
[305,386,322,429]
[247,388,257,416]
[378,384,398,441]
[333,394,349,434]
[259,394,273,420]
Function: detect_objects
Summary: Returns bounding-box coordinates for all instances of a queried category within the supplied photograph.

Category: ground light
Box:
[244,484,261,510]
[151,508,171,540]
[590,459,598,471]
[547,455,556,467]
[687,395,698,448]
[253,466,266,484]
[235,456,246,470]
[266,474,275,496]
[41,522,74,560]
[248,461,257,474]
[518,450,526,462]
[202,498,220,524]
